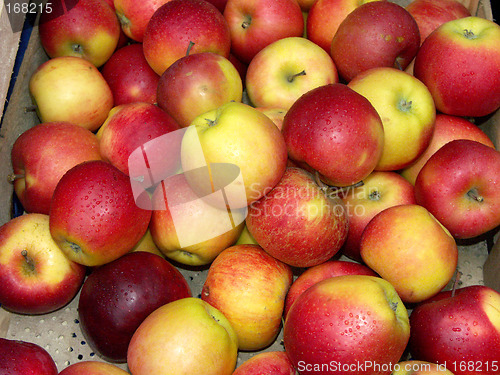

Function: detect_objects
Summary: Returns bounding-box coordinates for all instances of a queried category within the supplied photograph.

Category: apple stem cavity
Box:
[72,44,83,54]
[467,188,484,202]
[463,29,477,39]
[7,173,25,183]
[186,41,195,56]
[241,15,252,29]
[21,250,35,272]
[369,190,381,201]
[398,99,412,112]
[287,70,307,83]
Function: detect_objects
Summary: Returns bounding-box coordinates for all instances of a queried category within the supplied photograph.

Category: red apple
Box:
[58,361,130,375]
[281,83,384,187]
[413,16,500,117]
[246,167,349,268]
[49,160,152,267]
[0,338,58,375]
[78,251,192,362]
[408,285,500,375]
[0,213,86,315]
[100,43,160,106]
[414,139,500,239]
[10,121,102,215]
[142,0,231,75]
[330,1,420,82]
[223,0,304,64]
[205,0,228,13]
[39,0,121,67]
[233,351,297,375]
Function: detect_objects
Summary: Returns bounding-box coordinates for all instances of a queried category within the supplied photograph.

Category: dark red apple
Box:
[0,338,58,375]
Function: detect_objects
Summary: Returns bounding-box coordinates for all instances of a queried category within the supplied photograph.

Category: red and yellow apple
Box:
[233,351,297,375]
[58,361,130,375]
[0,338,58,375]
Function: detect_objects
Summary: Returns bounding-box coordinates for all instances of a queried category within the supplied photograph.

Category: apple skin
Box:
[100,43,160,106]
[348,67,436,171]
[284,260,378,317]
[0,338,58,375]
[127,297,239,375]
[245,36,338,110]
[59,361,130,375]
[96,102,180,175]
[360,204,458,304]
[10,122,102,215]
[0,214,86,315]
[78,251,191,362]
[143,0,231,75]
[408,285,500,375]
[49,160,152,267]
[223,0,304,64]
[330,1,420,82]
[413,16,500,117]
[157,52,243,128]
[281,83,384,187]
[233,351,298,375]
[38,0,121,67]
[401,113,495,185]
[246,167,348,268]
[254,107,287,130]
[340,171,417,262]
[29,56,114,132]
[392,360,454,375]
[306,0,385,53]
[414,139,500,239]
[284,275,410,375]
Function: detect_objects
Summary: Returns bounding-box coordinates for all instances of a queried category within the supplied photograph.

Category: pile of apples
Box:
[0,0,500,374]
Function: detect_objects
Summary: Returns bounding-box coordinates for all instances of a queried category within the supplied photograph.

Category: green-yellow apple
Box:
[245,36,338,110]
[408,285,500,375]
[340,171,416,262]
[360,204,458,304]
[223,0,304,64]
[281,83,384,187]
[392,360,454,375]
[0,213,86,315]
[246,167,348,268]
[414,139,500,239]
[284,275,410,375]
[413,16,500,117]
[254,107,287,130]
[49,160,152,267]
[142,0,231,75]
[157,52,243,128]
[235,224,259,245]
[127,297,239,375]
[181,101,288,206]
[0,338,58,375]
[201,244,293,350]
[58,361,130,375]
[130,229,164,257]
[233,351,298,375]
[10,122,102,215]
[348,67,436,171]
[330,1,420,82]
[401,113,495,185]
[38,0,121,67]
[29,56,114,132]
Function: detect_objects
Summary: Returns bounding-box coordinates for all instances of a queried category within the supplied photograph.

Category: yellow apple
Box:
[59,361,129,375]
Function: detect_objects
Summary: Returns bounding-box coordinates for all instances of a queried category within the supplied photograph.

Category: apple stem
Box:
[72,44,83,54]
[186,41,195,56]
[24,105,37,113]
[398,99,412,112]
[451,271,462,297]
[467,188,484,202]
[7,173,25,183]
[241,15,251,29]
[463,29,477,39]
[287,70,307,83]
[21,250,35,272]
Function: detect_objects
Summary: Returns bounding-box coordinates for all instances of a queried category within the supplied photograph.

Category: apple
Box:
[235,224,259,245]
[156,52,243,128]
[58,361,130,375]
[284,275,410,375]
[233,351,298,375]
[29,56,114,132]
[281,83,384,187]
[0,338,58,375]
[223,0,304,64]
[49,160,152,267]
[38,0,121,67]
[245,36,338,110]
[245,167,348,268]
[360,204,458,304]
[0,213,86,315]
[405,0,471,45]
[306,0,385,53]
[401,113,495,185]
[96,102,181,175]
[254,107,287,130]
[284,260,378,317]
[339,171,417,262]
[393,360,455,375]
[348,67,436,171]
[413,16,500,117]
[142,0,231,75]
[330,1,420,82]
[408,285,500,375]
[78,251,191,362]
[130,228,164,257]
[414,139,500,239]
[201,244,292,350]
[10,121,102,215]
[180,101,288,206]
[205,0,228,13]
[100,43,160,106]
[113,0,172,42]
[127,297,239,375]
